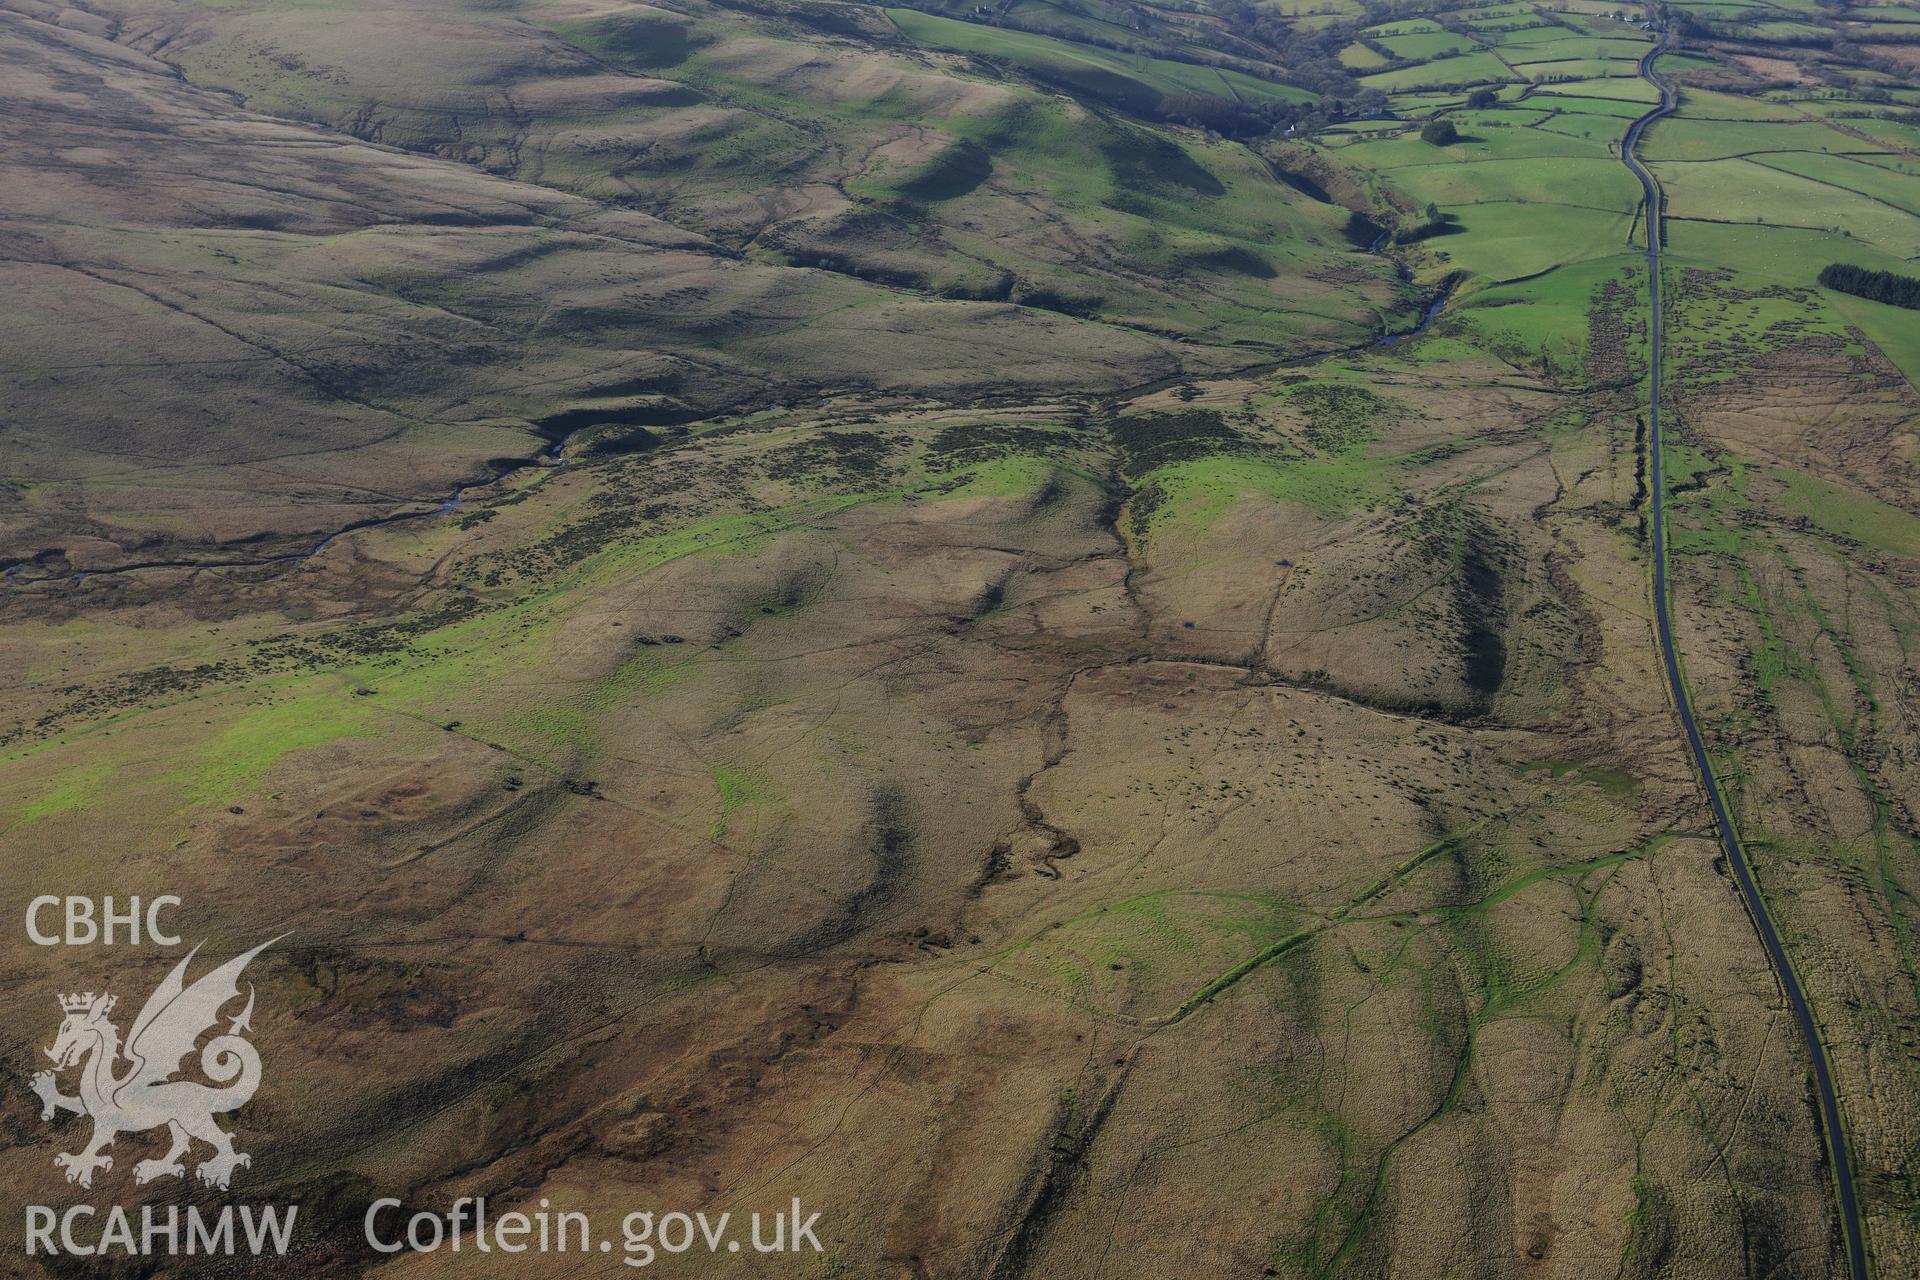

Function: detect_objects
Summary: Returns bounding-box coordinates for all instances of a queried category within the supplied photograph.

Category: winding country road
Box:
[1623,39,1870,1280]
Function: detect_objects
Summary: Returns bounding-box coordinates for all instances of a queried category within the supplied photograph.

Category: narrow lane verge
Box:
[1622,37,1871,1280]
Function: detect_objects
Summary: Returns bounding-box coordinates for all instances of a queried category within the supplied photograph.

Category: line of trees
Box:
[1818,263,1920,310]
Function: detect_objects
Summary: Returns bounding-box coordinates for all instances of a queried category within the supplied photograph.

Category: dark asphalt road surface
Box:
[1623,39,1870,1280]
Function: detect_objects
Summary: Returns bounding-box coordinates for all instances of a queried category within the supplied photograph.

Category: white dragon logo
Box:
[28,938,278,1191]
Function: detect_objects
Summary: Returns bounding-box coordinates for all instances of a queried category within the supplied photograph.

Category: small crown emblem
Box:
[34,937,278,1193]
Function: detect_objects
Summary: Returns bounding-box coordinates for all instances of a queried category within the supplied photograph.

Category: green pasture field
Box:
[1464,107,1557,126]
[1314,119,1405,139]
[1743,19,1834,40]
[1654,51,1721,75]
[1340,41,1390,68]
[1360,52,1517,91]
[1531,109,1640,141]
[1320,118,1616,168]
[1518,58,1644,81]
[1638,117,1891,161]
[1655,158,1920,256]
[1533,76,1661,102]
[1663,218,1916,282]
[1749,151,1920,216]
[1466,14,1553,31]
[1854,153,1920,182]
[1494,36,1651,62]
[1375,30,1479,60]
[1533,94,1662,117]
[1423,201,1637,280]
[1466,12,1559,34]
[1836,117,1920,151]
[1386,85,1527,111]
[1366,156,1642,212]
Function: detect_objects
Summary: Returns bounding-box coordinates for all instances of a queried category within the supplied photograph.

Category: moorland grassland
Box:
[1,0,1918,1274]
